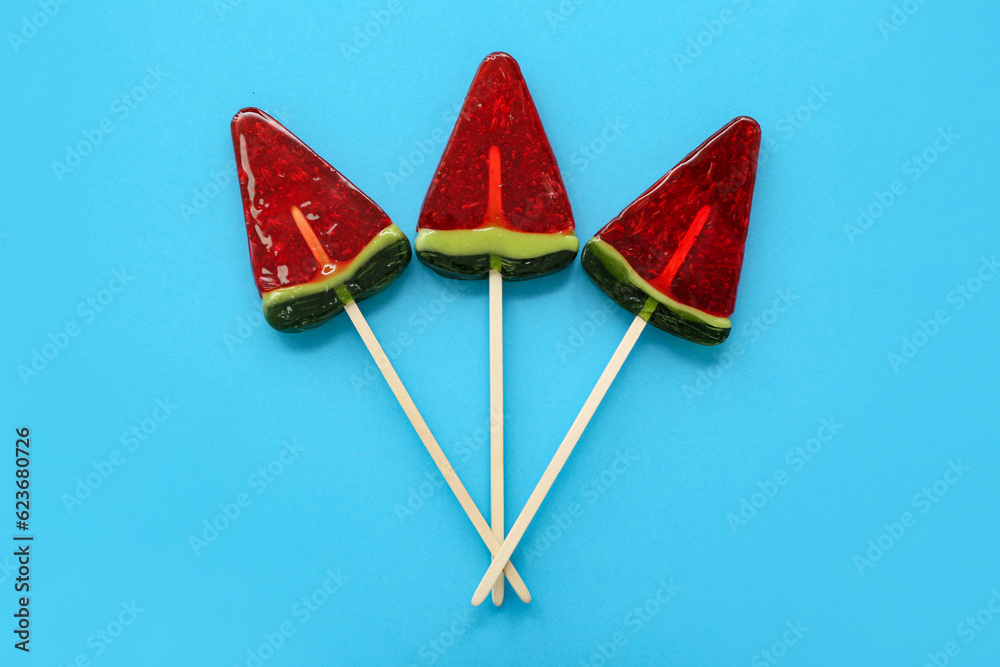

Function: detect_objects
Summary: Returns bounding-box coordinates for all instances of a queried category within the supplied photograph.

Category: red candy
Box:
[595,117,761,318]
[418,52,573,235]
[231,108,392,295]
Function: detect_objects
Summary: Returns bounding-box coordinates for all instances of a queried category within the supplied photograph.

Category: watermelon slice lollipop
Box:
[471,117,762,605]
[416,52,577,605]
[232,108,411,332]
[415,52,578,280]
[581,116,761,345]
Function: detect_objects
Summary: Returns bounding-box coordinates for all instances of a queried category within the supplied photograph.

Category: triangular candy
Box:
[231,108,411,332]
[416,52,577,280]
[582,117,761,345]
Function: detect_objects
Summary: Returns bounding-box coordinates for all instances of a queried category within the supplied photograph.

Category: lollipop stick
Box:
[471,310,648,605]
[488,267,504,606]
[343,299,531,603]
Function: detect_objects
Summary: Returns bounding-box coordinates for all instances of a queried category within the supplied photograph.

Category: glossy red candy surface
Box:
[231,108,392,295]
[418,52,573,234]
[595,117,760,318]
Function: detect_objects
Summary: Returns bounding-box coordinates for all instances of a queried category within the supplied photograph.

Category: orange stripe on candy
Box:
[658,204,712,287]
[290,205,335,272]
[484,145,507,227]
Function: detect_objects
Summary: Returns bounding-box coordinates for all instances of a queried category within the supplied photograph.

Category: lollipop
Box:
[471,117,761,604]
[232,108,411,332]
[582,117,760,345]
[416,53,577,604]
[231,108,531,601]
[415,52,578,280]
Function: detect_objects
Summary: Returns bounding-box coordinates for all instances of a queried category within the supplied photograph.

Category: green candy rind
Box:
[581,238,731,346]
[414,227,578,280]
[261,224,412,332]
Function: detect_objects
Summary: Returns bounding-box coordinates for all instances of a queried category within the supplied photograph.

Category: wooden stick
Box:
[343,299,531,603]
[488,268,504,606]
[471,313,648,605]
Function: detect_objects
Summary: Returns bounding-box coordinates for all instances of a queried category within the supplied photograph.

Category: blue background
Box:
[3,0,999,665]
